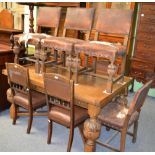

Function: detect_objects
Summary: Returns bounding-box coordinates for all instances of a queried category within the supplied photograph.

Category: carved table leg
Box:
[84,104,101,152]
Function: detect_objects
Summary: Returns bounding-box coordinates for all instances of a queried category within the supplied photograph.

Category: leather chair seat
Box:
[74,41,126,59]
[42,37,85,54]
[14,90,46,110]
[48,105,89,128]
[14,33,52,45]
[98,101,139,130]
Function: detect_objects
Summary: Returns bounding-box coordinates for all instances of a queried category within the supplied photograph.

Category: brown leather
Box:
[48,105,88,127]
[98,101,139,129]
[44,73,72,102]
[128,80,153,115]
[6,63,29,88]
[37,7,61,28]
[14,33,52,45]
[14,90,46,110]
[42,37,85,53]
[64,7,95,31]
[74,41,126,59]
[95,9,133,35]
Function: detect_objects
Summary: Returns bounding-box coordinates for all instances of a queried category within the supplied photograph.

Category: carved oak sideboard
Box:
[130,2,155,87]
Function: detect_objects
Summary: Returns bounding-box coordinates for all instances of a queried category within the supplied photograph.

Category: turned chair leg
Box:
[12,104,17,125]
[47,120,53,144]
[27,108,33,134]
[78,124,86,144]
[132,120,138,143]
[67,127,74,152]
[120,128,127,152]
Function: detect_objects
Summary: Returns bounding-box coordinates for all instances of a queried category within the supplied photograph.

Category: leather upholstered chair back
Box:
[44,73,74,108]
[63,7,95,40]
[6,63,29,89]
[37,7,62,36]
[95,9,133,36]
[128,80,153,116]
[64,7,95,31]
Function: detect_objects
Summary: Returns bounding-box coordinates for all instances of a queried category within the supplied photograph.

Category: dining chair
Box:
[74,9,133,91]
[43,73,88,152]
[13,7,62,65]
[6,63,46,134]
[41,7,95,72]
[97,80,153,151]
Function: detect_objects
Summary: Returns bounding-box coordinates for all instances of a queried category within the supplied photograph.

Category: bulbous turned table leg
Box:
[83,105,101,152]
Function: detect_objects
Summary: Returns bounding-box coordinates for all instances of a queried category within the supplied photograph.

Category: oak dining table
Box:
[3,64,133,152]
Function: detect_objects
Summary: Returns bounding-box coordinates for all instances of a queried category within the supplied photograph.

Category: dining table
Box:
[3,64,133,152]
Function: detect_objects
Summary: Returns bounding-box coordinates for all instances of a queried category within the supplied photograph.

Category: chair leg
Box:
[12,104,17,125]
[47,119,53,144]
[62,51,66,67]
[106,126,111,131]
[27,108,33,134]
[120,128,127,152]
[85,54,89,69]
[67,127,74,152]
[132,120,138,143]
[93,56,97,74]
[78,124,86,144]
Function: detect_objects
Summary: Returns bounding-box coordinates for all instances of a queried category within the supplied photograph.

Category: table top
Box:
[3,65,132,108]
